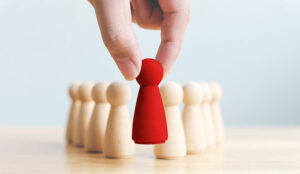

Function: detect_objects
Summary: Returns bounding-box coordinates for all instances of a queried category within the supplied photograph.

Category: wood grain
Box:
[0,127,300,173]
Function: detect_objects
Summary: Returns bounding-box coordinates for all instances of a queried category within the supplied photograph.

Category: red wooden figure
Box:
[132,58,168,144]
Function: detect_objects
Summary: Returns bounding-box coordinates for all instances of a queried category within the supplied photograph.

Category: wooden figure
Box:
[73,82,95,147]
[200,82,216,147]
[182,82,207,154]
[104,82,134,158]
[210,82,225,144]
[86,82,110,153]
[154,82,186,159]
[66,81,81,144]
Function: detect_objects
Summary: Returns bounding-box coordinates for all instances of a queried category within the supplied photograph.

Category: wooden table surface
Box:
[0,127,300,174]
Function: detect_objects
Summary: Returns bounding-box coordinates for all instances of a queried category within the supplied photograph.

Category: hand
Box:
[89,0,190,80]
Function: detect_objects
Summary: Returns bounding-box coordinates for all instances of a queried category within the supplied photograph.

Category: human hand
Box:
[89,0,190,80]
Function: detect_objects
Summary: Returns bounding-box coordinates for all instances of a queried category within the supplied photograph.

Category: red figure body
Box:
[132,58,168,144]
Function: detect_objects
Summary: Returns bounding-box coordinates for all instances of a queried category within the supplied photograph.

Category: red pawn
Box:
[132,58,168,144]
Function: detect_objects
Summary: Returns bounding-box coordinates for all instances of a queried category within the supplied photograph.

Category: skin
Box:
[89,0,191,80]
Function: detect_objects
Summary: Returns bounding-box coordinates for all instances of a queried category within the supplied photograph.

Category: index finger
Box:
[90,0,142,80]
[156,0,191,77]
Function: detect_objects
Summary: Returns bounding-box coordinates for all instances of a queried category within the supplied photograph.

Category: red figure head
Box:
[136,58,163,86]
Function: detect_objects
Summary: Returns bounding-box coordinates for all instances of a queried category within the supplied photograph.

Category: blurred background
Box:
[0,0,299,126]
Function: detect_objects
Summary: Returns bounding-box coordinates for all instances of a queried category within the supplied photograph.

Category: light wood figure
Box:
[104,82,134,158]
[210,82,225,144]
[86,82,110,153]
[73,82,95,147]
[66,81,81,144]
[182,82,207,154]
[154,82,186,159]
[200,82,216,147]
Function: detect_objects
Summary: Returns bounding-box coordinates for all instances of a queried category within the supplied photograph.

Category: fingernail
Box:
[116,58,139,80]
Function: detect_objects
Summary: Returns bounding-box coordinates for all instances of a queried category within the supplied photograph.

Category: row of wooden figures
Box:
[66,81,224,159]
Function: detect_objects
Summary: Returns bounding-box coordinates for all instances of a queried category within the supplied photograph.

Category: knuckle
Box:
[102,31,137,57]
[103,32,129,50]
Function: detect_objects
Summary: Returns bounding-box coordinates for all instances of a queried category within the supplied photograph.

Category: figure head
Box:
[210,82,223,102]
[106,82,131,106]
[78,82,94,102]
[69,81,81,101]
[160,82,183,106]
[183,82,203,105]
[136,58,163,86]
[200,82,213,102]
[92,82,109,103]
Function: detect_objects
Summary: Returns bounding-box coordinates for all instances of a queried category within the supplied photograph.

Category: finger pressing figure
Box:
[91,0,141,80]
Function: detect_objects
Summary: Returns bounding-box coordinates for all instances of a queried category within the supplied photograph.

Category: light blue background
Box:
[0,0,299,126]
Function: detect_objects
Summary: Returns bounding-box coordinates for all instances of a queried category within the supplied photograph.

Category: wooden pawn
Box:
[66,81,81,144]
[104,82,134,158]
[182,82,207,154]
[73,82,95,147]
[210,82,225,144]
[86,82,110,152]
[154,82,186,159]
[200,82,216,147]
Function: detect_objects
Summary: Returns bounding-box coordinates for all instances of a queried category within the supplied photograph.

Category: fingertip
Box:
[115,57,141,81]
[157,60,170,79]
[156,40,182,80]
